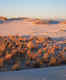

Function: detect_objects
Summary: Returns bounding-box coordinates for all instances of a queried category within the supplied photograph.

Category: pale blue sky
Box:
[0,0,66,19]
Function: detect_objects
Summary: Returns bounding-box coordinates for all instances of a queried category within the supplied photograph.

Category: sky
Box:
[0,0,66,19]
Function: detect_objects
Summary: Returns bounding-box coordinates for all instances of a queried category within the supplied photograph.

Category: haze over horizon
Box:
[0,0,66,19]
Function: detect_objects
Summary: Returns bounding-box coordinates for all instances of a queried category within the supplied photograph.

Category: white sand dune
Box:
[0,20,66,80]
[0,20,66,39]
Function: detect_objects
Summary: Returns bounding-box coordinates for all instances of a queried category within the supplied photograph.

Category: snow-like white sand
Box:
[0,21,66,38]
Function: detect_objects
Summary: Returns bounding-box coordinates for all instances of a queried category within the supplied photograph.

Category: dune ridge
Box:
[0,35,66,71]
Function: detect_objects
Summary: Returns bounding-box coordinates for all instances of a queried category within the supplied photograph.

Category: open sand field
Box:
[0,20,66,38]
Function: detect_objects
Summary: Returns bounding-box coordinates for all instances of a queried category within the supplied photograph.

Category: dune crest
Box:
[0,16,7,21]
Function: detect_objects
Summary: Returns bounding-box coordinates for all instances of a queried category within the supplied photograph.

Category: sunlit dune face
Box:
[38,49,42,55]
[50,47,55,55]
[0,58,4,67]
[31,53,37,60]
[49,57,56,66]
[0,43,5,52]
[0,16,7,21]
[42,53,49,62]
[11,63,21,71]
[27,41,35,49]
[5,53,12,60]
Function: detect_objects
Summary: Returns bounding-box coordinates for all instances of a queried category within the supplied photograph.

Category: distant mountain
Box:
[7,17,30,21]
[49,20,60,24]
[0,16,65,24]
